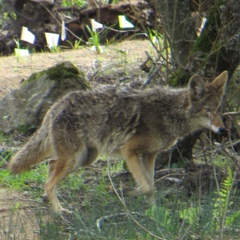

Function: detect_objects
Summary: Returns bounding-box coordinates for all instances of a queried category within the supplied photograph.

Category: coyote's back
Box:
[8,71,228,214]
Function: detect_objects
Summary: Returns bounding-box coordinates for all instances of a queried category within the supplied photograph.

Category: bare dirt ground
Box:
[0,40,150,99]
[0,40,150,239]
[0,188,52,240]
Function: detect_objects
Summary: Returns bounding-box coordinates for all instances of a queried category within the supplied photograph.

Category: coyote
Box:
[8,71,228,214]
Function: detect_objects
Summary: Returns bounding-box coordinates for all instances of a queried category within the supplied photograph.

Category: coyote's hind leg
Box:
[44,145,99,214]
[44,148,89,214]
[44,155,76,214]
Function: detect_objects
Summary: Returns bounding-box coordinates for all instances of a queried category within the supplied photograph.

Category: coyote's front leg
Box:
[121,147,156,204]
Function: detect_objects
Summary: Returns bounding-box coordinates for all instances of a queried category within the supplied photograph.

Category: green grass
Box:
[0,164,47,191]
[36,182,239,240]
[0,145,239,239]
[86,26,102,54]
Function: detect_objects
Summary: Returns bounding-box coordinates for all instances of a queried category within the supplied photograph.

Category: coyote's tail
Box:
[8,125,52,174]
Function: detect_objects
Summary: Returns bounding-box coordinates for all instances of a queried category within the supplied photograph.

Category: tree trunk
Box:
[154,0,240,167]
[152,0,196,71]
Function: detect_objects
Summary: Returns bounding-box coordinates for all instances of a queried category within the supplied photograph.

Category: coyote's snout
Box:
[8,71,228,214]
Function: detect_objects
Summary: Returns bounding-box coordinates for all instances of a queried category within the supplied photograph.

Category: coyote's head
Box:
[188,71,228,134]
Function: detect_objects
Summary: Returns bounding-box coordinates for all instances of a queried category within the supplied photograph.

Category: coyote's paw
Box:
[61,208,73,215]
[122,186,140,196]
[122,187,156,205]
[42,194,49,203]
[55,208,73,218]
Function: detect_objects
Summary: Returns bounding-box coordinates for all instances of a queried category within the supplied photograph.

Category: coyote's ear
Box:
[188,74,206,102]
[210,71,228,95]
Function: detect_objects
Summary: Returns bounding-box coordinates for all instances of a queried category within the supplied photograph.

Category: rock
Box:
[0,61,90,134]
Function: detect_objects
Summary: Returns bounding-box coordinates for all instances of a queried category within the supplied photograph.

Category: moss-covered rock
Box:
[0,61,91,135]
[27,61,90,89]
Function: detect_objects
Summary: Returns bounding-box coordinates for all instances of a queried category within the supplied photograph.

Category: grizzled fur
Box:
[9,71,228,214]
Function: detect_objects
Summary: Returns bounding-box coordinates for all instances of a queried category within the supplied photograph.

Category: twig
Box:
[96,212,143,231]
[222,111,240,116]
[214,142,240,169]
[154,172,186,184]
[40,3,87,44]
[222,148,240,169]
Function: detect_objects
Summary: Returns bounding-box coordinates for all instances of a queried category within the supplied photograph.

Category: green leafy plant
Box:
[62,0,85,7]
[148,28,169,56]
[49,45,61,53]
[13,39,29,62]
[14,39,21,62]
[67,39,83,49]
[86,26,102,54]
[213,167,235,238]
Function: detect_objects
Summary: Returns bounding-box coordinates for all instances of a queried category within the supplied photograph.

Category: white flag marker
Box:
[118,15,134,29]
[91,19,103,32]
[61,21,67,41]
[20,26,35,44]
[15,48,29,57]
[45,32,60,48]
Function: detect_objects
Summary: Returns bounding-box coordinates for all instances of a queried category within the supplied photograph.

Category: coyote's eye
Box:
[205,108,211,112]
